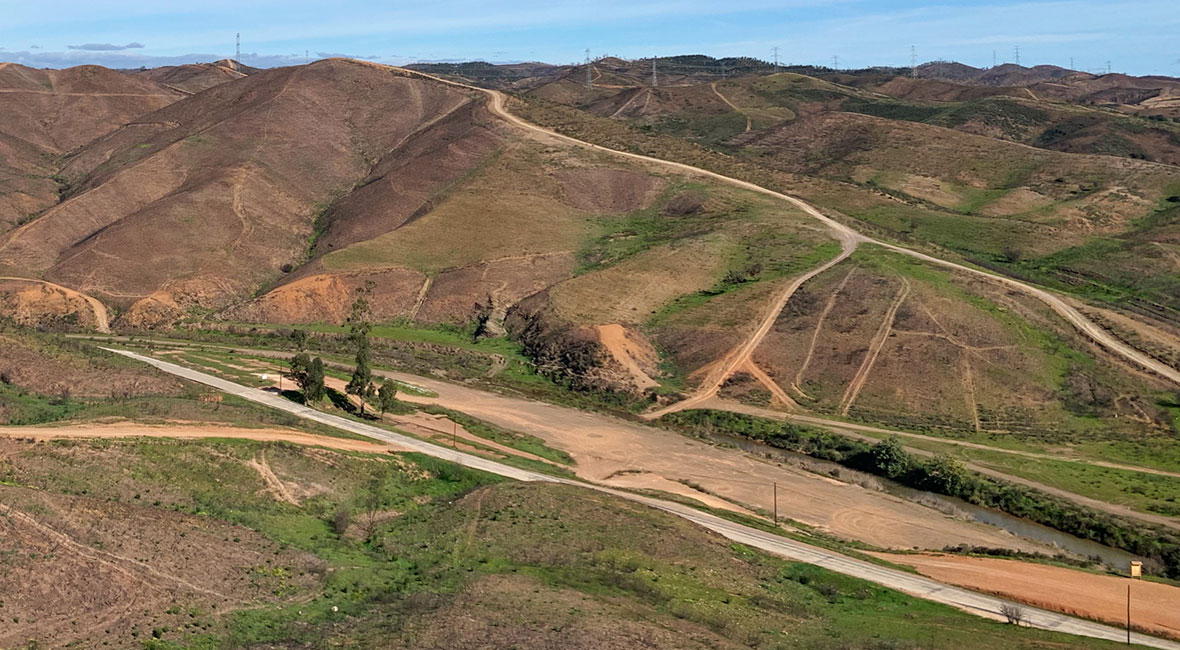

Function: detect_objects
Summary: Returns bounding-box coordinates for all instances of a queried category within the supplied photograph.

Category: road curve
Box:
[106,347,1178,649]
[0,276,111,333]
[397,66,1180,391]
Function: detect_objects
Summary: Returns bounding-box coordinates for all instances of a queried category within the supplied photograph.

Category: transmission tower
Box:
[651,58,657,88]
[772,46,780,72]
[832,55,839,70]
[235,33,241,71]
[585,48,591,88]
[1106,60,1112,74]
[1070,56,1075,70]
[1014,45,1020,66]
[910,45,917,77]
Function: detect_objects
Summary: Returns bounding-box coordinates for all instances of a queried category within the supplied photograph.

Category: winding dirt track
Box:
[710,82,752,132]
[0,276,111,333]
[394,66,1180,404]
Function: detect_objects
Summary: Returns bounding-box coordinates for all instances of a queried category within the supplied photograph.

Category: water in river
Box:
[710,432,1145,569]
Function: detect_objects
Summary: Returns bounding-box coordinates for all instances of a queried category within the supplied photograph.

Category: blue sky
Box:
[2,1,1177,75]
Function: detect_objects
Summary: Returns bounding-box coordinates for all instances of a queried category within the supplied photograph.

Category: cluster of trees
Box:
[285,283,399,416]
[662,409,1180,578]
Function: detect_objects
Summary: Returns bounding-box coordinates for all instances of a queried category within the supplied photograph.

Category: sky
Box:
[1,0,1178,76]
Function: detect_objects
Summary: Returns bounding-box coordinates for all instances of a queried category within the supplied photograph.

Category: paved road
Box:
[107,347,1179,649]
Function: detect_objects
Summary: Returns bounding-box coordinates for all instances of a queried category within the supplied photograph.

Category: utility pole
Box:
[585,48,591,88]
[773,482,778,525]
[1127,583,1131,645]
[452,420,457,449]
[910,45,917,77]
[235,33,241,71]
[772,46,780,73]
[651,58,657,88]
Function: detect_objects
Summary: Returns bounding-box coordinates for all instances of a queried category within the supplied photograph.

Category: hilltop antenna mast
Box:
[585,48,591,88]
[772,46,780,73]
[910,45,917,77]
[651,58,657,88]
[235,33,241,71]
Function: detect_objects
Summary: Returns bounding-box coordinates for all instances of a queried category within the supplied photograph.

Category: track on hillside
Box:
[106,347,1180,649]
[393,65,1180,403]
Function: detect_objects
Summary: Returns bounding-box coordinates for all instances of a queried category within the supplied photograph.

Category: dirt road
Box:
[872,552,1180,641]
[0,276,110,332]
[0,422,402,452]
[710,82,752,132]
[101,348,1180,650]
[397,65,1180,397]
[716,398,1180,531]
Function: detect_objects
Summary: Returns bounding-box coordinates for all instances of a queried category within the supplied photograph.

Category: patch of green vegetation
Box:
[0,437,1147,648]
[649,239,841,326]
[659,409,1180,578]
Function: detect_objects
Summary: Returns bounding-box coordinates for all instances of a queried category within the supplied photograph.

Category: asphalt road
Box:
[108,347,1179,649]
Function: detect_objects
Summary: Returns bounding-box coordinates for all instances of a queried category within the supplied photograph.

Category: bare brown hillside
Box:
[0,63,182,231]
[0,59,501,327]
[135,59,258,94]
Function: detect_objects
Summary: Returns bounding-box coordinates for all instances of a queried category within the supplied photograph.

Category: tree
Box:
[870,436,912,480]
[305,357,326,403]
[290,328,308,352]
[1000,603,1025,626]
[377,379,398,416]
[287,352,326,403]
[287,352,311,391]
[346,283,375,415]
[921,452,968,496]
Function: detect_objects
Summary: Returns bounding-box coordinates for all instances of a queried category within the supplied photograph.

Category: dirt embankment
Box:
[873,552,1180,641]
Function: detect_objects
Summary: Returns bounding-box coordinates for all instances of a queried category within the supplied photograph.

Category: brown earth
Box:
[135,59,255,95]
[872,552,1180,641]
[375,366,1057,552]
[554,166,665,213]
[0,60,501,327]
[0,332,181,400]
[400,573,748,649]
[0,422,405,453]
[0,483,321,649]
[0,276,111,331]
[595,323,659,390]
